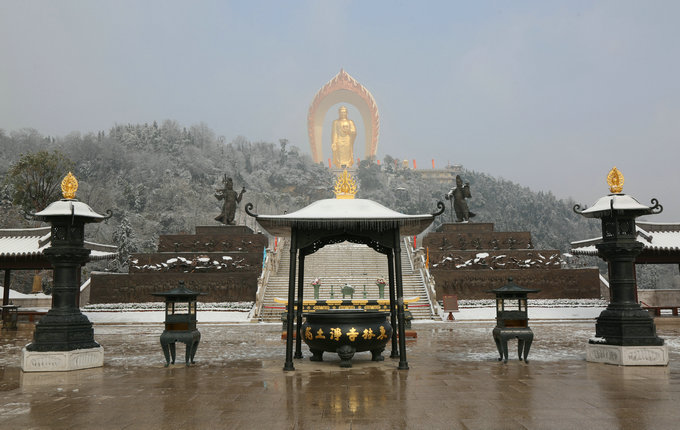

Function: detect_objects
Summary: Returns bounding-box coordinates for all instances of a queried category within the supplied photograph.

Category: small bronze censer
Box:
[489,278,539,363]
[152,281,206,366]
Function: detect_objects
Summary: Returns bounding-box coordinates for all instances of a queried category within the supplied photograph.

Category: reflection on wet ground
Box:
[1,321,679,429]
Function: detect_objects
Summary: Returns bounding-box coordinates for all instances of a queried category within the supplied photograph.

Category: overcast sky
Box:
[2,1,679,221]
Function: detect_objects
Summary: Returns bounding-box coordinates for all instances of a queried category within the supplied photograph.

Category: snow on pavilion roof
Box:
[0,227,117,261]
[571,222,680,256]
[253,198,436,237]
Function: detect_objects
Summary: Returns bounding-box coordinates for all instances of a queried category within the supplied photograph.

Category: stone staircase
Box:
[257,240,435,321]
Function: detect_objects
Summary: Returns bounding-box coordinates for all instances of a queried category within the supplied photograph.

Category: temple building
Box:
[571,221,680,313]
[0,226,116,313]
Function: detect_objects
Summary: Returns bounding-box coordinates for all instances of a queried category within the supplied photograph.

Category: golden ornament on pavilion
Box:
[607,167,624,194]
[61,172,79,199]
[333,169,357,199]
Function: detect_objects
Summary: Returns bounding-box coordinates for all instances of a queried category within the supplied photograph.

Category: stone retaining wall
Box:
[424,223,601,300]
[432,268,601,299]
[88,225,268,304]
[89,272,258,303]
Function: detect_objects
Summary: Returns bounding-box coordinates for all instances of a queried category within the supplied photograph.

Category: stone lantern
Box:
[574,167,668,365]
[21,172,112,372]
[152,281,205,366]
[488,277,539,363]
[1,303,19,330]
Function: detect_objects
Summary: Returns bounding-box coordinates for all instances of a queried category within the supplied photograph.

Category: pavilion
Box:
[246,173,443,370]
[571,221,680,302]
[0,226,116,310]
[571,221,680,266]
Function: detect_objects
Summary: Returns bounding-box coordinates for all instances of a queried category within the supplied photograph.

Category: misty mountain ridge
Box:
[1,122,602,263]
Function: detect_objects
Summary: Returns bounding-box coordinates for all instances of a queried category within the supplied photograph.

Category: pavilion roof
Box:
[570,222,680,259]
[253,198,437,237]
[0,227,117,265]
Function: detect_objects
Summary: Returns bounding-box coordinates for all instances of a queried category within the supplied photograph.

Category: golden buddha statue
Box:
[331,106,357,168]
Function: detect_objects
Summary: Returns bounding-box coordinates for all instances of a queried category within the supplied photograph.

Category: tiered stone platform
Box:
[423,223,600,299]
[89,226,268,303]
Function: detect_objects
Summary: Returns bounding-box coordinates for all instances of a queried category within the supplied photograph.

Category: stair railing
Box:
[403,237,438,318]
[255,237,284,319]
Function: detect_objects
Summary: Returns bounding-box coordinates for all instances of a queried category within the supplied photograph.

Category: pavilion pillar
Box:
[387,250,398,358]
[393,232,409,370]
[284,230,297,371]
[2,270,10,306]
[294,253,305,359]
[2,270,10,321]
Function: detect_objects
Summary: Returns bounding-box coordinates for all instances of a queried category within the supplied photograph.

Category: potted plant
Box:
[376,277,386,299]
[311,278,321,299]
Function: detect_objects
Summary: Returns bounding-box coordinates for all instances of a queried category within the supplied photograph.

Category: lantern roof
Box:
[151,281,207,300]
[31,173,111,222]
[33,199,111,221]
[249,198,440,237]
[576,194,659,219]
[488,278,540,295]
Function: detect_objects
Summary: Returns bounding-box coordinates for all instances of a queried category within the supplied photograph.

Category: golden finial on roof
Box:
[333,169,357,199]
[61,172,78,199]
[607,167,624,194]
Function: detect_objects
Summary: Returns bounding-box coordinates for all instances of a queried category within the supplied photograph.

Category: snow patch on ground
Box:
[79,299,608,323]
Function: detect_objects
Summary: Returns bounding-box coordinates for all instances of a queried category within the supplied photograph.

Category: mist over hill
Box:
[1,122,602,270]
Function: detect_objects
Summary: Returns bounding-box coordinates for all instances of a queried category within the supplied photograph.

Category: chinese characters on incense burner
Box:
[301,310,393,368]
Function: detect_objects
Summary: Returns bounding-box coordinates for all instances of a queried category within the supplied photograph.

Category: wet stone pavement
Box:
[1,321,680,429]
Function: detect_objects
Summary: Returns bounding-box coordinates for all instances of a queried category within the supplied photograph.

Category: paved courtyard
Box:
[1,320,679,429]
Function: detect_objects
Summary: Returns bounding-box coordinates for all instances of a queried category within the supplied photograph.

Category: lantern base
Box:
[586,343,668,366]
[20,346,104,372]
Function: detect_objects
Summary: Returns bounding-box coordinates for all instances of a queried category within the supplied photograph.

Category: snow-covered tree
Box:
[112,215,136,272]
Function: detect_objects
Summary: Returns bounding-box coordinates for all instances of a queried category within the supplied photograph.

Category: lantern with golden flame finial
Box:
[606,167,624,194]
[60,171,78,199]
[573,168,666,363]
[21,173,112,371]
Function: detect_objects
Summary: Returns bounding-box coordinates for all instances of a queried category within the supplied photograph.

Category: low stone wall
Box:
[432,268,601,300]
[638,289,680,307]
[6,294,51,308]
